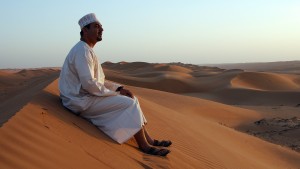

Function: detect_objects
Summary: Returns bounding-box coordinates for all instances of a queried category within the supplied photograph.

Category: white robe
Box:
[59,41,147,143]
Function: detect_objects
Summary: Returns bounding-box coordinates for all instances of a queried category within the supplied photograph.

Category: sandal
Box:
[143,147,170,156]
[153,139,172,147]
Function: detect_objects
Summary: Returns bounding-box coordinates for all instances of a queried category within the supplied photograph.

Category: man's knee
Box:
[118,95,136,107]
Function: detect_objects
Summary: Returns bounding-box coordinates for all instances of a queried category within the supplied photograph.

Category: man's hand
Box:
[119,88,134,98]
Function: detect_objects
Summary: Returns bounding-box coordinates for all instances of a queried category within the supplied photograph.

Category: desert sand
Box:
[0,62,300,169]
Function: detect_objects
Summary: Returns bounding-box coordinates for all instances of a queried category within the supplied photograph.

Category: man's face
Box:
[85,22,104,42]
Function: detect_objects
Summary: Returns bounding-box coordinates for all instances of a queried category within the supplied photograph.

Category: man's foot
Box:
[142,147,170,156]
[153,139,172,147]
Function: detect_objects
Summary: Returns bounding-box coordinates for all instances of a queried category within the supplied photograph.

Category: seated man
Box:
[59,13,172,156]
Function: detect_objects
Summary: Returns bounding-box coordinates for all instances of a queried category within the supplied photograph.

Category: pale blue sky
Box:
[0,0,299,68]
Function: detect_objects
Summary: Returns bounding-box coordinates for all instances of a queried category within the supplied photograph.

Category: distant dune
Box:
[103,61,300,106]
[1,62,300,168]
[231,72,300,91]
[206,60,300,73]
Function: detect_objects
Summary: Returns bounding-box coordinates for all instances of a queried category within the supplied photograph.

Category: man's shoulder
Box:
[72,41,89,51]
[69,41,91,56]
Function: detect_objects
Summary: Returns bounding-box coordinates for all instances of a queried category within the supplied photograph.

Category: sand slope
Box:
[1,78,300,168]
[0,69,60,125]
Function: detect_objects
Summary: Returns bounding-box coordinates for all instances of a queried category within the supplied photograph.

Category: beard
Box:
[97,34,102,41]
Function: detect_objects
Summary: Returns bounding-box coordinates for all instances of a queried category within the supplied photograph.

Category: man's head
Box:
[78,13,103,46]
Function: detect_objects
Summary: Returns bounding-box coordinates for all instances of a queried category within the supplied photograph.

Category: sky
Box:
[0,0,300,68]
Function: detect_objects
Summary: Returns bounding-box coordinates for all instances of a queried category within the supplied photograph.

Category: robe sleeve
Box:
[104,80,122,91]
[74,49,117,96]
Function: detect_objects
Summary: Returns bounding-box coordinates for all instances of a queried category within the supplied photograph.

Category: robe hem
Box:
[116,123,146,144]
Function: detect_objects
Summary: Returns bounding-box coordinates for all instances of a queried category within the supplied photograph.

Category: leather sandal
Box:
[143,147,170,156]
[153,139,172,147]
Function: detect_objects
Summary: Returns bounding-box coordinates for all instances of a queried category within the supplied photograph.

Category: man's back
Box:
[59,41,95,113]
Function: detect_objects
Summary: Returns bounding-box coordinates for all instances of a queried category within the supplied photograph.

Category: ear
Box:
[82,27,88,34]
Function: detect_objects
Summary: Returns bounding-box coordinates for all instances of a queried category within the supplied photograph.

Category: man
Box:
[59,13,172,156]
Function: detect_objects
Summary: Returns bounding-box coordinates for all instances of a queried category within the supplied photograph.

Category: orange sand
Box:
[1,63,300,169]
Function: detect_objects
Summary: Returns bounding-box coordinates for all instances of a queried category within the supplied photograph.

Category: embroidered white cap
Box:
[78,13,100,29]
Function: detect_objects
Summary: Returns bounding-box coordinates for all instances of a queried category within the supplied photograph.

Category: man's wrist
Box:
[116,86,124,92]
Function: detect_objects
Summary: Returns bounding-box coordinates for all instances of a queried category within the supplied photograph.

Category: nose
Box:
[99,26,103,32]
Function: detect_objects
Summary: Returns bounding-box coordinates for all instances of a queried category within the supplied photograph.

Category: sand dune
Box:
[103,62,192,73]
[1,63,300,168]
[103,62,300,106]
[103,62,196,93]
[231,72,300,91]
[1,78,300,168]
[103,61,300,154]
[152,64,192,73]
[0,69,60,125]
[208,60,300,73]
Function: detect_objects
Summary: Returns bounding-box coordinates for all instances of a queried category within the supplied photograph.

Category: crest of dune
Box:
[153,64,192,73]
